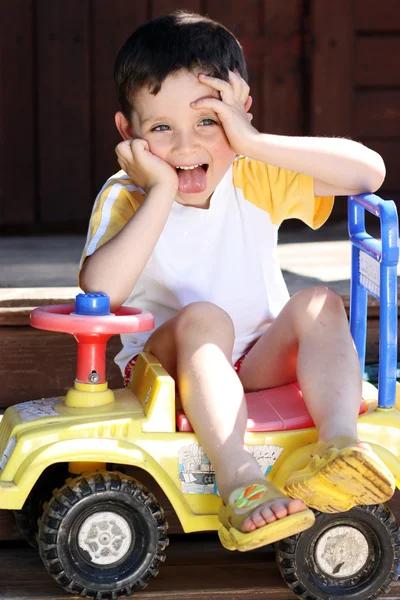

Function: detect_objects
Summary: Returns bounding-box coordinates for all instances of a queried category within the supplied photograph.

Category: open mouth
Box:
[175,164,209,193]
[175,164,209,172]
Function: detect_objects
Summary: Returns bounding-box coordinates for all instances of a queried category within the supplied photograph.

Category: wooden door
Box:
[310,0,400,219]
[0,0,305,231]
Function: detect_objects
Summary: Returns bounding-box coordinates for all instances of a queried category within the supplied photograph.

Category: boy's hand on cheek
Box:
[115,139,178,194]
[191,70,259,155]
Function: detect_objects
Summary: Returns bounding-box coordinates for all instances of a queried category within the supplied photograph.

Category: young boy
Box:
[80,11,395,551]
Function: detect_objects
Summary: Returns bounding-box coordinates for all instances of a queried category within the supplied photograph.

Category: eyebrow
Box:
[141,107,219,127]
[141,116,169,126]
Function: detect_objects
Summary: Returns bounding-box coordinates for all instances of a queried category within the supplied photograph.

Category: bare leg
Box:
[239,286,361,442]
[144,301,305,533]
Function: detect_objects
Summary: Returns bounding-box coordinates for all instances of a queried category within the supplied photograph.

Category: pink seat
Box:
[176,382,367,433]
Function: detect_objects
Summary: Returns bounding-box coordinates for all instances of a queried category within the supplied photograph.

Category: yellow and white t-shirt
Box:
[80,156,334,374]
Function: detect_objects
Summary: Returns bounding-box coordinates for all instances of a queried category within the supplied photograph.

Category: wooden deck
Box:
[0,537,296,600]
[1,533,400,600]
[2,526,400,599]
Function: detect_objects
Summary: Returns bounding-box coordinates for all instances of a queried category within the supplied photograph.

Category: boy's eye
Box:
[151,124,170,132]
[200,118,217,126]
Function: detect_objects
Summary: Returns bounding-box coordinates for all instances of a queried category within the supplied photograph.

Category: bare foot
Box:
[241,496,307,533]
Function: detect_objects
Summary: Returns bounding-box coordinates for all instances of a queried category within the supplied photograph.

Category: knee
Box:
[175,301,234,340]
[291,286,346,322]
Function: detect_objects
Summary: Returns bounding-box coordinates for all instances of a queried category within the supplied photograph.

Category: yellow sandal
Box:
[284,436,395,513]
[218,479,315,552]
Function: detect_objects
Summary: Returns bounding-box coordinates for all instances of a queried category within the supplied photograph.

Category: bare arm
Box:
[80,138,179,310]
[80,183,175,310]
[242,133,386,197]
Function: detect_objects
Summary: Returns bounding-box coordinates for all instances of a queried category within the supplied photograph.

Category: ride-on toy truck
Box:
[0,193,399,600]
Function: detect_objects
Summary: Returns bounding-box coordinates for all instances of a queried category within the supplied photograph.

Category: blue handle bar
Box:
[348,194,399,408]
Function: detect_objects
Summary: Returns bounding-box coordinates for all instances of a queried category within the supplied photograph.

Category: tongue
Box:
[178,166,207,193]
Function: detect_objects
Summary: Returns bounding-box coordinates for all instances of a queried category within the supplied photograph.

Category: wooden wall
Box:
[311,0,400,206]
[0,0,304,231]
[1,0,399,230]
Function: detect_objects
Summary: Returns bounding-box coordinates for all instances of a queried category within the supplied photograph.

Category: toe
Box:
[252,507,270,527]
[242,508,269,532]
[287,498,307,514]
[268,501,289,520]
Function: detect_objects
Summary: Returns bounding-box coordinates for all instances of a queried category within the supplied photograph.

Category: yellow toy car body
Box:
[1,353,400,524]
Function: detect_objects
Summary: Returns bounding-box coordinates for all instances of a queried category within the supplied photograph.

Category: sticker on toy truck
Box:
[14,398,63,423]
[178,442,283,495]
[359,252,380,298]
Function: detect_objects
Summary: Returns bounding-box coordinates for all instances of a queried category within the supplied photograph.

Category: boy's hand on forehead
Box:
[116,138,178,194]
[191,70,258,155]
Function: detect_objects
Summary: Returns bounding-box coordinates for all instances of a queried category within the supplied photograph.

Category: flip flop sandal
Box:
[284,436,396,513]
[218,478,315,552]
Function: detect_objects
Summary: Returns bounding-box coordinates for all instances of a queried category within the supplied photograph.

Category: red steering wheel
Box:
[30,294,154,385]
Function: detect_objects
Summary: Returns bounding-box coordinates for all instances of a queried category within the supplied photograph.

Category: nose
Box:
[173,130,197,156]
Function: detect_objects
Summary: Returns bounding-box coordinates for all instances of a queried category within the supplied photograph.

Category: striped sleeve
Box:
[233,157,334,229]
[79,172,145,271]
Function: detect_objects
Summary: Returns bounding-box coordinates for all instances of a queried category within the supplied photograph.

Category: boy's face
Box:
[130,70,236,208]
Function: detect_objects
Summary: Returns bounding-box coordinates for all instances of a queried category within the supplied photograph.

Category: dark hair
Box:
[114,10,248,119]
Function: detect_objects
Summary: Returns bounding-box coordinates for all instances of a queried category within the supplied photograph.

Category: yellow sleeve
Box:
[233,157,334,229]
[79,174,145,274]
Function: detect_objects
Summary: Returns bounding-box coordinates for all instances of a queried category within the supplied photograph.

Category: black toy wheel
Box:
[276,504,400,600]
[37,471,168,598]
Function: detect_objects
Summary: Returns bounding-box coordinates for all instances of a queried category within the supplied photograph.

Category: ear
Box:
[244,95,253,113]
[115,111,134,140]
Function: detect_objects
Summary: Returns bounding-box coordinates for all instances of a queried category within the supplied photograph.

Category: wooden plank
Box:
[364,140,400,190]
[0,289,78,326]
[1,540,400,599]
[0,540,298,600]
[92,0,148,195]
[204,0,260,38]
[37,0,91,223]
[0,328,123,408]
[354,0,400,31]
[310,0,354,137]
[0,0,35,226]
[150,0,202,17]
[355,38,400,87]
[355,91,400,137]
[260,0,303,135]
[205,0,263,131]
[205,1,304,136]
[0,511,22,542]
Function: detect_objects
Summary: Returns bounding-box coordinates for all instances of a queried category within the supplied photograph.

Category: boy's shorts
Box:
[123,353,247,387]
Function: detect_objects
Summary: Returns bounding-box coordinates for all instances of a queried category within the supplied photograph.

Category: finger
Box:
[244,95,253,114]
[190,96,225,115]
[231,69,250,104]
[131,139,151,163]
[116,156,126,171]
[115,139,134,161]
[228,69,244,100]
[198,74,235,104]
[131,138,149,154]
